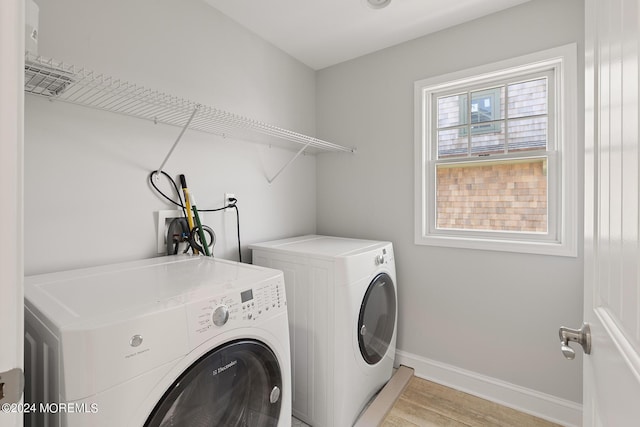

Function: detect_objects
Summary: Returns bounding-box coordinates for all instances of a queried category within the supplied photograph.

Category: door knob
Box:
[558,323,591,360]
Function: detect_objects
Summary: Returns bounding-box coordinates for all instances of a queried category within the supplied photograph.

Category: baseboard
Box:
[395,350,582,427]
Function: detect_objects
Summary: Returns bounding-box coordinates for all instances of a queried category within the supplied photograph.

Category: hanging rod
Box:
[24,54,356,162]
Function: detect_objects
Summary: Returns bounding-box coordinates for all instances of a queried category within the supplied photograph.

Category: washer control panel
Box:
[240,278,285,321]
[187,277,286,347]
[211,304,230,326]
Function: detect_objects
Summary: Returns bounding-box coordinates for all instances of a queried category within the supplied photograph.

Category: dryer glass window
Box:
[145,340,282,427]
[358,273,397,365]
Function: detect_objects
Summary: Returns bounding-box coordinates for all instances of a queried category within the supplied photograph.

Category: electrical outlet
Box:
[157,210,183,254]
[224,193,235,213]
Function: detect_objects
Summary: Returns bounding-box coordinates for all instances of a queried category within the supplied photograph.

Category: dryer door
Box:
[145,339,283,427]
[357,272,397,365]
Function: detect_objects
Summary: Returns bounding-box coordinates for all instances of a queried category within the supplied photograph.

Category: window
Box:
[414,44,578,256]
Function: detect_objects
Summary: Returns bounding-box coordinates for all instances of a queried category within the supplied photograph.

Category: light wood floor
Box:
[381,377,563,427]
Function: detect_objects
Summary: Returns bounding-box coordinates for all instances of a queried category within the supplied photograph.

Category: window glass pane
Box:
[507,78,547,118]
[470,122,505,155]
[507,117,547,152]
[436,158,548,232]
[470,87,504,123]
[438,128,467,158]
[437,94,467,128]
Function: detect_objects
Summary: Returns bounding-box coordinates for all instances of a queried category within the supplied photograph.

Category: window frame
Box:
[414,44,578,257]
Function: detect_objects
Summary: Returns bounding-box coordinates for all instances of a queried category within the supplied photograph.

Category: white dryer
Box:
[24,255,291,427]
[250,235,397,427]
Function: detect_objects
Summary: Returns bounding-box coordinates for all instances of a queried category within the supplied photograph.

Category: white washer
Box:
[250,235,397,427]
[24,255,291,427]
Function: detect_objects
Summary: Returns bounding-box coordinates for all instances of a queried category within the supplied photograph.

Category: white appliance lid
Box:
[249,235,390,257]
[24,255,281,328]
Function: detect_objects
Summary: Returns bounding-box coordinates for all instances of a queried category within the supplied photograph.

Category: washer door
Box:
[145,339,283,427]
[357,273,397,365]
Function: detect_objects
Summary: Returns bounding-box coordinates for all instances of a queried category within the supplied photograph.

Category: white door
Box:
[0,0,24,425]
[582,0,640,425]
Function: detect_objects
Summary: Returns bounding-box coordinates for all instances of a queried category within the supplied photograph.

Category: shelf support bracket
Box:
[267,141,312,184]
[155,105,200,179]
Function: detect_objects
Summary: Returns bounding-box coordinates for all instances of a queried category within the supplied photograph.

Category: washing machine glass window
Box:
[145,339,283,427]
[357,273,397,365]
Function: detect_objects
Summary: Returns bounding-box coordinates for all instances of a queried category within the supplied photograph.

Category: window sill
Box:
[414,233,577,257]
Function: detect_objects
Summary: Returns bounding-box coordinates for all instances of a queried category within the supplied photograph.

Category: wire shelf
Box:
[24,53,354,154]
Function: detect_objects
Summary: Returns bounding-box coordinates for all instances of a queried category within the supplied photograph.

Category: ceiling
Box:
[203,0,531,70]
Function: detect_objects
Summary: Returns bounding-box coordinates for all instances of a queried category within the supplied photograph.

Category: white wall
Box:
[24,0,318,275]
[316,0,584,411]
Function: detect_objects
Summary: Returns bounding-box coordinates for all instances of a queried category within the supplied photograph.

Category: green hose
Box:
[191,205,211,257]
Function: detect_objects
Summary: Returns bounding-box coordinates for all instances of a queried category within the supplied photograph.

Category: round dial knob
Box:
[375,254,385,265]
[212,304,230,327]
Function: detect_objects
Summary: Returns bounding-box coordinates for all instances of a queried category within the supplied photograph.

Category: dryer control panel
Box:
[186,277,286,347]
[374,247,392,266]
